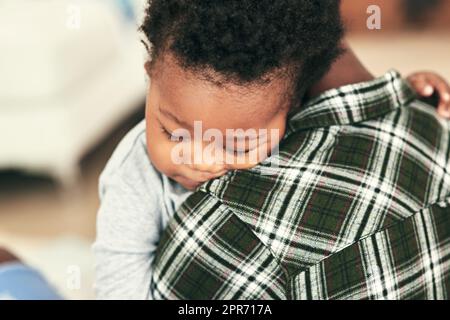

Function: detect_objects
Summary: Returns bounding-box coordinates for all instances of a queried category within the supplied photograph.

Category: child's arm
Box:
[309,41,450,118]
[93,124,168,300]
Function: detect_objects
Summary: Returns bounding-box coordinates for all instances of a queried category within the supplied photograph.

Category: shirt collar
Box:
[287,70,417,132]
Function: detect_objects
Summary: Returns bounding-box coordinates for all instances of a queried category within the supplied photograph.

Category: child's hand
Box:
[407,72,450,118]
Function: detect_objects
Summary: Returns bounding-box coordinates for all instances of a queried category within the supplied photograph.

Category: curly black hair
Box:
[141,0,344,98]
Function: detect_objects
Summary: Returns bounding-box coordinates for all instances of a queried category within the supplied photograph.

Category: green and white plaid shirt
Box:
[151,70,450,300]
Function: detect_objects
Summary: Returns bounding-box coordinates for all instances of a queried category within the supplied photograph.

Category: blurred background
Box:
[0,0,449,299]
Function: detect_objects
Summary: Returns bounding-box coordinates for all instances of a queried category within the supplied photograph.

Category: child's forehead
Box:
[157,82,289,132]
[153,55,291,127]
[151,52,289,132]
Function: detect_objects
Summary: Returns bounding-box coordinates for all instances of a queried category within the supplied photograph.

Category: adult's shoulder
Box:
[400,99,450,151]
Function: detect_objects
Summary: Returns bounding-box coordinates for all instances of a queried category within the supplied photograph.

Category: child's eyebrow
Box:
[159,106,193,130]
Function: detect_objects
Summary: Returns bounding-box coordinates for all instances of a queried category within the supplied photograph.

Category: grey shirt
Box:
[93,120,192,300]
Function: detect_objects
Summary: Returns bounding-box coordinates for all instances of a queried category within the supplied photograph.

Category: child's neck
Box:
[308,41,374,98]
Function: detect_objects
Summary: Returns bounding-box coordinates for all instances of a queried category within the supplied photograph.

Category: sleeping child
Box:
[94,0,450,299]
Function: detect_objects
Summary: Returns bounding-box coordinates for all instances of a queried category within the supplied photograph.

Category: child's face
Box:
[145,54,291,190]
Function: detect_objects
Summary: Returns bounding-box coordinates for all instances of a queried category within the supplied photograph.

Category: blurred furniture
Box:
[342,0,450,32]
[0,0,147,186]
[348,33,450,82]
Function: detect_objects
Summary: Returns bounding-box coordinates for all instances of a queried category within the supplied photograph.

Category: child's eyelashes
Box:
[158,120,255,155]
[158,122,175,140]
[160,127,173,139]
[224,147,252,155]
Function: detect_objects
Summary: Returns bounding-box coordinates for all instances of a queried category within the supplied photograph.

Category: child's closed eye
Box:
[159,124,174,139]
[157,120,181,141]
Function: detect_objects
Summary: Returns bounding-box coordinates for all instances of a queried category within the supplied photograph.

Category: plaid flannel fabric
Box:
[151,70,450,299]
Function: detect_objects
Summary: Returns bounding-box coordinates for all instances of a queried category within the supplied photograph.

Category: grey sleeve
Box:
[93,171,164,300]
[92,124,165,300]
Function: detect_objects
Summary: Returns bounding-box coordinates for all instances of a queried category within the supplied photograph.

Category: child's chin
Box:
[177,178,201,191]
